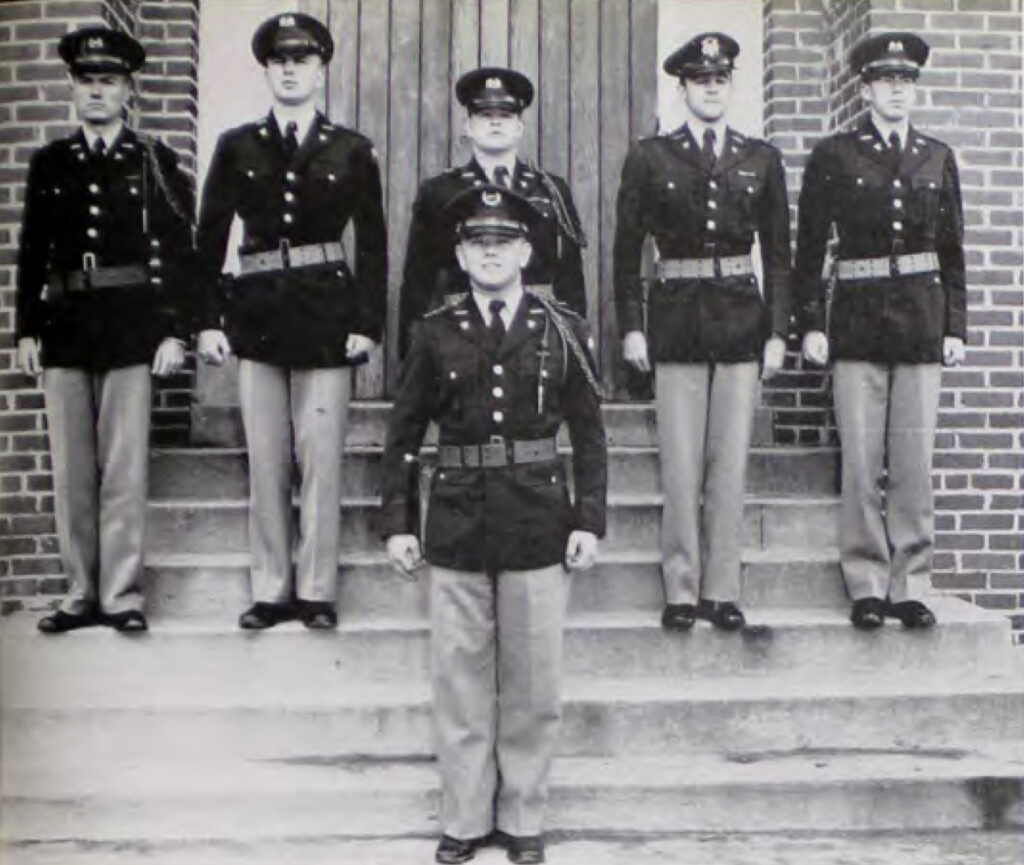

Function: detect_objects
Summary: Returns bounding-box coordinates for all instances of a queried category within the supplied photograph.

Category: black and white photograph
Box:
[0,0,1022,862]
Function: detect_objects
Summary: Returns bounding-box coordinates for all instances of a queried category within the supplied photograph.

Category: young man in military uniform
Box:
[614,33,792,634]
[397,67,587,357]
[15,27,193,634]
[795,33,966,631]
[195,13,387,631]
[381,187,607,864]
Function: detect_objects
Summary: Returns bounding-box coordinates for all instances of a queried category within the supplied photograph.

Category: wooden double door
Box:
[300,0,658,396]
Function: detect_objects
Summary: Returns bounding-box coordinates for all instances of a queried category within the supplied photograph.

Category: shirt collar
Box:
[474,152,518,184]
[471,284,523,325]
[81,122,123,150]
[686,118,727,156]
[870,114,909,148]
[272,106,317,143]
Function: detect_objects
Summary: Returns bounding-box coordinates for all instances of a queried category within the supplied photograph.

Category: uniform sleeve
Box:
[552,174,587,317]
[937,147,967,340]
[379,321,438,539]
[350,139,388,342]
[397,183,442,358]
[613,144,650,337]
[149,142,196,341]
[564,320,608,537]
[194,132,237,330]
[15,150,51,341]
[793,140,833,335]
[756,147,793,339]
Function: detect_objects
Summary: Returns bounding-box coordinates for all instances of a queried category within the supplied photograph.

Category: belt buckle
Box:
[482,436,507,467]
[279,238,291,268]
[82,252,97,272]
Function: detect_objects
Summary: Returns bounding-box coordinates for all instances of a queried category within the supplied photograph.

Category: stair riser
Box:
[149,448,837,500]
[6,692,1023,762]
[142,559,848,622]
[3,620,1013,691]
[191,404,775,450]
[5,776,1019,841]
[144,500,841,555]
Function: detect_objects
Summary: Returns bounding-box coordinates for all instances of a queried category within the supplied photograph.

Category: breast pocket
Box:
[236,166,274,216]
[726,168,765,223]
[909,169,943,238]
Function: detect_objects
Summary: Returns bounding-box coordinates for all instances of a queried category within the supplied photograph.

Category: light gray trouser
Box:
[655,362,759,605]
[832,361,942,603]
[238,360,351,604]
[44,365,151,615]
[430,564,571,839]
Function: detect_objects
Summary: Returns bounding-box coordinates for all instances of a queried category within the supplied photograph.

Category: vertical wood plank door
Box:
[301,0,658,397]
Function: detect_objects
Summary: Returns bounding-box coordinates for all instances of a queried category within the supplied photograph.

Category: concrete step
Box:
[141,548,847,622]
[2,598,1014,688]
[4,745,1024,840]
[5,672,1023,763]
[144,494,841,555]
[6,830,1024,865]
[191,401,777,449]
[149,444,838,500]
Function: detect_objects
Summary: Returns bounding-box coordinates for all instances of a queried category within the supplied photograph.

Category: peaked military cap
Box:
[851,32,929,80]
[58,26,145,75]
[252,12,334,65]
[663,32,739,79]
[455,67,534,113]
[445,185,541,240]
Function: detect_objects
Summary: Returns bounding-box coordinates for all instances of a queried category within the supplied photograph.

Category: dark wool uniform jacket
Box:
[380,293,607,574]
[16,128,194,370]
[195,112,387,368]
[613,125,793,363]
[398,158,587,357]
[794,119,967,363]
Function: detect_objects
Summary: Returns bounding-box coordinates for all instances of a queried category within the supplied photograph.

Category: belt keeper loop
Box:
[279,238,291,268]
[82,252,97,272]
[889,254,899,278]
[714,256,722,278]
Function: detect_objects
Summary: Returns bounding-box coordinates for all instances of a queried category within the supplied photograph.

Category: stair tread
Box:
[5,831,1023,865]
[6,669,1022,712]
[6,743,1024,796]
[0,597,1005,638]
[142,546,843,569]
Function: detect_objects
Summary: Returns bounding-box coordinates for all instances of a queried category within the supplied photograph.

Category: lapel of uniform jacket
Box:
[67,128,89,166]
[292,112,337,172]
[898,125,931,177]
[669,124,707,174]
[710,127,750,179]
[448,293,489,351]
[855,117,895,170]
[109,126,140,167]
[498,292,545,359]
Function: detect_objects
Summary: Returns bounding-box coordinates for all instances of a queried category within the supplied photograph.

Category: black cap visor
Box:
[457,218,528,240]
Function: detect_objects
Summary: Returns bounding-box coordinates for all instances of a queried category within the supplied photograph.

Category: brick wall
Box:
[763,0,1024,642]
[0,0,199,613]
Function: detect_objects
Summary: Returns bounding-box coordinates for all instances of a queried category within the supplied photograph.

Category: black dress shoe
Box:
[494,831,545,864]
[104,610,148,632]
[37,609,98,634]
[850,597,886,630]
[696,599,746,631]
[435,834,487,864]
[888,600,937,630]
[297,599,338,630]
[238,602,294,630]
[661,603,696,631]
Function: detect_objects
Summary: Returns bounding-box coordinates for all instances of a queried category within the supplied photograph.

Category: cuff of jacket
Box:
[575,506,606,539]
[378,501,417,541]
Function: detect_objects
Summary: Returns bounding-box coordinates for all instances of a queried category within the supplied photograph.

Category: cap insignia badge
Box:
[485,77,502,89]
[701,36,720,59]
[482,190,502,206]
[279,15,296,27]
[888,40,905,53]
[87,36,105,49]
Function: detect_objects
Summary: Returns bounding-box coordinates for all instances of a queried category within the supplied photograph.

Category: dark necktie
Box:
[702,128,717,170]
[888,130,902,169]
[284,121,299,155]
[91,137,106,160]
[493,165,510,188]
[488,299,507,349]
